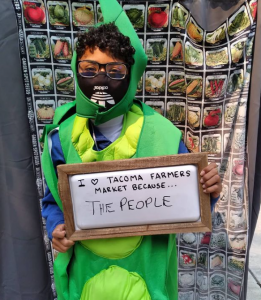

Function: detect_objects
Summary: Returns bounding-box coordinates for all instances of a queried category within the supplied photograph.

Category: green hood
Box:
[71,0,147,125]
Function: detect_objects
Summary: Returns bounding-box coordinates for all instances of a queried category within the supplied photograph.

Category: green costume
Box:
[41,0,182,299]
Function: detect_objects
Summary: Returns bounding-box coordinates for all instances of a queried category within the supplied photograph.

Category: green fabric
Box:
[54,235,177,300]
[48,100,181,300]
[80,265,151,300]
[80,236,143,260]
[71,0,147,125]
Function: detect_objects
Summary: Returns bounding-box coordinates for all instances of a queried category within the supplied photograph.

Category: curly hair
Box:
[76,23,135,65]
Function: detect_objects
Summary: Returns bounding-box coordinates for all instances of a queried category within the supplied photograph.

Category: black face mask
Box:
[77,72,130,111]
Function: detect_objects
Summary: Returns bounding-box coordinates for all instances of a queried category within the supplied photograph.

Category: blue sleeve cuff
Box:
[42,130,66,240]
[178,141,189,154]
[210,195,220,212]
[48,219,65,240]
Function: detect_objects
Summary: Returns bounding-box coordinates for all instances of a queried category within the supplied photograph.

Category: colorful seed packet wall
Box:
[12,0,257,299]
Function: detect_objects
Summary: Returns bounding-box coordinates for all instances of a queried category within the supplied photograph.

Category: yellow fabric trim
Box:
[71,104,144,162]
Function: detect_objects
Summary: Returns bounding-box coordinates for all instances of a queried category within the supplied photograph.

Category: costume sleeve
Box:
[177,141,219,211]
[42,130,65,240]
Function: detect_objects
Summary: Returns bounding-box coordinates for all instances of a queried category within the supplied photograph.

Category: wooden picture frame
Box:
[57,153,212,241]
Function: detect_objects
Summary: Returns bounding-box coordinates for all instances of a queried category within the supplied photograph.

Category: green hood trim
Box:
[71,0,147,125]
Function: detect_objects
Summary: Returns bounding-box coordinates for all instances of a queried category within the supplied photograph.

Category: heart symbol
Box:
[91,179,98,185]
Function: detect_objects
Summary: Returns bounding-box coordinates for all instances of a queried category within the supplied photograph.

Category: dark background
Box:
[0,0,260,299]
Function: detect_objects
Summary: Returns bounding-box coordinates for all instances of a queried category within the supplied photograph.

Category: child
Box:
[42,1,221,299]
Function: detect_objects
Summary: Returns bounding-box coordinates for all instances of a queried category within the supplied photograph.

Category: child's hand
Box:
[52,224,75,253]
[200,162,222,199]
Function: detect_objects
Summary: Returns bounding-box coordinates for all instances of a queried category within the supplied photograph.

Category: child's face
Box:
[77,47,130,110]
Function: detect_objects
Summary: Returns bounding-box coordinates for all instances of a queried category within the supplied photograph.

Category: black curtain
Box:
[0,0,260,299]
[0,0,53,299]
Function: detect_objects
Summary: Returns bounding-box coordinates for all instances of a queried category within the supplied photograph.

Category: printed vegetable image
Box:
[179,272,194,287]
[56,73,74,91]
[185,43,203,66]
[228,258,244,274]
[227,71,244,94]
[205,78,226,98]
[231,41,245,63]
[232,160,244,176]
[145,73,165,93]
[32,71,53,91]
[202,136,221,153]
[171,5,187,28]
[246,36,254,56]
[180,252,196,266]
[228,9,250,36]
[225,104,237,123]
[211,254,223,268]
[125,8,144,29]
[186,133,199,152]
[167,104,185,122]
[170,41,183,62]
[250,0,257,20]
[186,79,202,98]
[198,252,207,267]
[180,233,196,245]
[97,6,103,23]
[230,209,246,230]
[203,108,222,128]
[229,234,246,250]
[52,39,72,60]
[211,275,225,288]
[28,37,50,59]
[73,6,94,26]
[228,279,241,296]
[210,233,226,249]
[187,21,203,42]
[147,40,167,62]
[234,129,245,150]
[206,49,228,67]
[206,25,226,44]
[188,110,200,128]
[37,104,55,120]
[48,3,69,26]
[213,211,227,228]
[168,74,185,93]
[23,1,46,24]
[148,6,168,29]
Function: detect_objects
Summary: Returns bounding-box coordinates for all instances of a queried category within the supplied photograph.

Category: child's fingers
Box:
[202,174,221,189]
[200,162,218,176]
[60,237,75,248]
[203,184,222,194]
[200,167,218,183]
[56,224,65,231]
[52,240,68,253]
[52,237,74,253]
[52,225,66,239]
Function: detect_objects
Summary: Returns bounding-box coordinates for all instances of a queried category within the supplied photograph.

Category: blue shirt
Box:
[42,128,219,239]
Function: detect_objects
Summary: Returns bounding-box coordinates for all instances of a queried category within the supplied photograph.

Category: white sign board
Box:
[69,165,200,230]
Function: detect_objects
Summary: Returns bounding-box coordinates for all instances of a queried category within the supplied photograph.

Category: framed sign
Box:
[57,153,212,241]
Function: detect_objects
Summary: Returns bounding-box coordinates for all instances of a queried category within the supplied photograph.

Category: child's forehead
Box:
[79,47,124,64]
